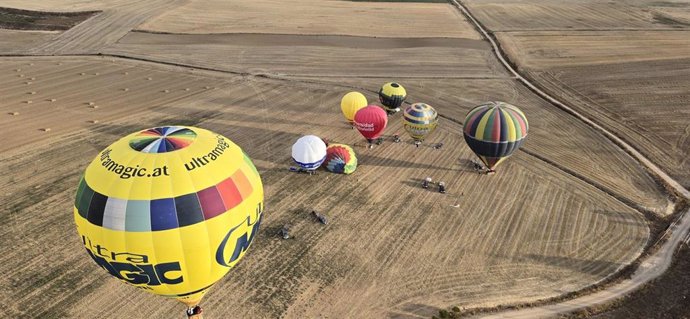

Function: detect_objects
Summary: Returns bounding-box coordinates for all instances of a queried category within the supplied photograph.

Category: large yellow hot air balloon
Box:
[74,126,263,315]
[340,91,367,124]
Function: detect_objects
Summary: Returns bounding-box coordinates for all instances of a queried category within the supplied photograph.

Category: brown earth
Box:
[585,245,690,319]
[480,18,690,189]
[0,0,684,318]
[0,57,654,318]
[137,0,481,39]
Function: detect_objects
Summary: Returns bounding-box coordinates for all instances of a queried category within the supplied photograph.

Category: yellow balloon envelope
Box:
[340,91,367,123]
[74,126,264,307]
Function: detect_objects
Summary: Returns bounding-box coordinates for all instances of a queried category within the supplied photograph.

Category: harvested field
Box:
[0,0,684,317]
[464,0,690,31]
[289,76,671,215]
[0,57,654,318]
[137,0,480,39]
[106,44,502,78]
[109,32,500,78]
[0,56,230,154]
[493,30,690,188]
[0,29,56,54]
[496,31,690,68]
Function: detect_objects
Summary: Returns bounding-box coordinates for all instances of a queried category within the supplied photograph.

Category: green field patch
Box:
[0,7,98,31]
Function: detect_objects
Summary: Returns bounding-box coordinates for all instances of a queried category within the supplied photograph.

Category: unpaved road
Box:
[452,0,690,317]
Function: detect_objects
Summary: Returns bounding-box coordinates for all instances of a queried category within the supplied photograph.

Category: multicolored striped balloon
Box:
[463,101,529,171]
[402,102,438,142]
[74,126,263,308]
[325,144,357,174]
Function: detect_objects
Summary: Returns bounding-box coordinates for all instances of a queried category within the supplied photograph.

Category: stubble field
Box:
[0,0,682,318]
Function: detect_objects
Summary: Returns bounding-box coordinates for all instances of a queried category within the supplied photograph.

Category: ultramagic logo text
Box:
[216,202,264,267]
[82,236,182,289]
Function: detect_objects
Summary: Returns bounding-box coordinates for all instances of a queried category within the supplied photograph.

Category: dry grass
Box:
[137,0,481,39]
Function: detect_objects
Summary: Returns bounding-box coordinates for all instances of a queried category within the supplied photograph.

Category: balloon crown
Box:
[129,126,197,153]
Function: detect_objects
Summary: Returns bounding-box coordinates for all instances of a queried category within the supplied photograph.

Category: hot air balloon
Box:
[378,82,406,114]
[402,102,438,145]
[354,105,388,148]
[292,135,327,171]
[74,126,263,316]
[325,144,357,174]
[463,101,528,172]
[340,92,367,126]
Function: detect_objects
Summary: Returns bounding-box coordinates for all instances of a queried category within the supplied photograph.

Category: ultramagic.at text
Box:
[100,148,170,179]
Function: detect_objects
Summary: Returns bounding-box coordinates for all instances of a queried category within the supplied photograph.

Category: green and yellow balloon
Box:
[74,126,263,312]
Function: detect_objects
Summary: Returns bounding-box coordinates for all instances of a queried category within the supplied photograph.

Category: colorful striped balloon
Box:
[402,102,438,142]
[463,101,529,171]
[325,144,357,174]
[74,126,263,308]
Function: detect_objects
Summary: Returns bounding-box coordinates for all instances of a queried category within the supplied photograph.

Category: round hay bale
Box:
[163,89,169,93]
[28,91,36,95]
[25,100,32,104]
[49,98,56,102]
[122,88,129,91]
[80,72,86,75]
[184,88,190,91]
[15,69,21,72]
[25,81,32,85]
[124,72,129,75]
[90,105,99,109]
[88,102,95,106]
[9,112,19,116]
[147,77,152,80]
[40,128,51,132]
[29,77,35,80]
[90,120,99,124]
[94,72,99,75]
[18,74,24,78]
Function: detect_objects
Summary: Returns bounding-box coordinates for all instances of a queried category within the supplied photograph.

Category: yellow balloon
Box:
[74,126,264,307]
[340,91,367,123]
